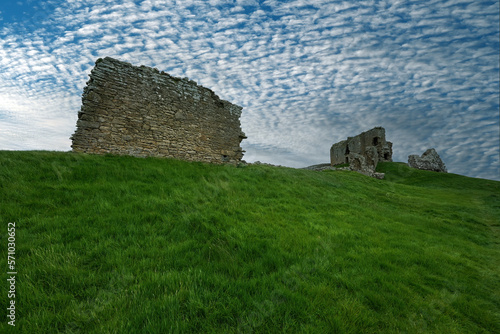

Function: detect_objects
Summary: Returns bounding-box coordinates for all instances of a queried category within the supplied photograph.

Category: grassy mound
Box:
[1,151,499,333]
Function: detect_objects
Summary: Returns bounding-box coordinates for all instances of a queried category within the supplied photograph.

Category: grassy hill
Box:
[1,151,499,333]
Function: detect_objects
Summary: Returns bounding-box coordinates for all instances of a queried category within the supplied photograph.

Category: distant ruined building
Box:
[71,57,246,164]
[330,127,393,178]
[328,127,448,178]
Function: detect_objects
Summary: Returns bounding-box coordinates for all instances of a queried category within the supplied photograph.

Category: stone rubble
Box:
[408,148,448,173]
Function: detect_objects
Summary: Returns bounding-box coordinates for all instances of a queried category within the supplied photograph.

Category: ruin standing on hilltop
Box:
[330,127,393,166]
[71,57,246,164]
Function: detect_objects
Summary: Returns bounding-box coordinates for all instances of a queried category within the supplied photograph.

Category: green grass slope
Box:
[1,151,499,333]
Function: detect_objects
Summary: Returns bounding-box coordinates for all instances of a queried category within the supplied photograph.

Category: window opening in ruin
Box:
[345,157,349,164]
[222,155,229,162]
[345,145,350,155]
[373,137,379,146]
[384,153,389,160]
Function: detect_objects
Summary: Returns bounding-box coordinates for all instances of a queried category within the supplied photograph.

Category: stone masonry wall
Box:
[71,57,246,164]
[330,127,392,166]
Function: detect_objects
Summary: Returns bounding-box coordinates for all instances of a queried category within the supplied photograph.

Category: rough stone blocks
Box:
[408,148,447,173]
[330,127,392,178]
[71,57,246,164]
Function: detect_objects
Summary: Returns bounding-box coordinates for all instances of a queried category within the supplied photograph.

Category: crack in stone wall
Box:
[71,57,246,164]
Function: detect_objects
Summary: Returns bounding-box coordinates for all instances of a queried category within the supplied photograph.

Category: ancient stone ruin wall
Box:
[71,57,246,164]
[408,148,447,173]
[330,127,393,166]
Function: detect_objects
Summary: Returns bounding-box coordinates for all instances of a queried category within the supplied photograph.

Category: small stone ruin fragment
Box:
[408,148,447,173]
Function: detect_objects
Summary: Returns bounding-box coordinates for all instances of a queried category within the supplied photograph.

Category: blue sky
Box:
[1,0,499,180]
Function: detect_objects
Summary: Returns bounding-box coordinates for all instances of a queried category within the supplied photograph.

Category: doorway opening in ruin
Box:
[222,155,229,162]
[384,153,390,160]
[373,137,379,146]
[345,145,350,164]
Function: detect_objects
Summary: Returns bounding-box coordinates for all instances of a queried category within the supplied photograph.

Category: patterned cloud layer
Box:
[1,0,498,179]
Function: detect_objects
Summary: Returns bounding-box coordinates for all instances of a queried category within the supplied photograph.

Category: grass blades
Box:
[1,151,499,333]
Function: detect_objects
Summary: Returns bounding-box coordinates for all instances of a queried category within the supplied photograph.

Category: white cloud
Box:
[0,0,498,180]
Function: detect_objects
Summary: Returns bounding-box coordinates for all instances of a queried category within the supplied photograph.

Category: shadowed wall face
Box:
[71,57,246,164]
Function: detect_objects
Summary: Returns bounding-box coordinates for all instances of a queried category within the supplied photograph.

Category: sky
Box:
[0,0,499,180]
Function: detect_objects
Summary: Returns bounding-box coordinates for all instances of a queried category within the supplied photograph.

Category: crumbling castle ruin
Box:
[330,127,393,165]
[328,127,448,177]
[408,148,447,173]
[71,57,246,164]
[71,57,448,176]
[330,127,392,178]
